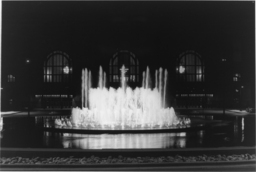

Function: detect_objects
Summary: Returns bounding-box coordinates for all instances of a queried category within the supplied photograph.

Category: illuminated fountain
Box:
[55,66,190,130]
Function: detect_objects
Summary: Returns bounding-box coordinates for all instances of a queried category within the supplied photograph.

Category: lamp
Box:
[63,66,69,74]
[179,66,185,74]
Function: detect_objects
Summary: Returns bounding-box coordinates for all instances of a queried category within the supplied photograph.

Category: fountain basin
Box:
[38,115,213,134]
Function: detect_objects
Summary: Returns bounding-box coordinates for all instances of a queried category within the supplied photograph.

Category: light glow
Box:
[63,66,69,74]
[179,66,185,74]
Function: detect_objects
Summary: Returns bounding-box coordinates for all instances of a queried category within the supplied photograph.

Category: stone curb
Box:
[1,160,255,167]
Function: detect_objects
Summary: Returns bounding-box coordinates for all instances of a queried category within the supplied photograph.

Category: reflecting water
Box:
[58,132,187,149]
[1,115,255,149]
[241,117,244,142]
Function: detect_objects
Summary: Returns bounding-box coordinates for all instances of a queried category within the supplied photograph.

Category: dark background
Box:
[1,1,255,109]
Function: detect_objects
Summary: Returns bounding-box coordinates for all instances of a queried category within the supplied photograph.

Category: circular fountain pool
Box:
[1,112,254,149]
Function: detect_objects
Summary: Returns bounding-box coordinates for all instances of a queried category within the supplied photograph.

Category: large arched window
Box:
[44,51,72,83]
[109,50,139,83]
[176,50,204,82]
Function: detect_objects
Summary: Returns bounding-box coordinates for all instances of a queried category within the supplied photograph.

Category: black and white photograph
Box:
[0,1,255,171]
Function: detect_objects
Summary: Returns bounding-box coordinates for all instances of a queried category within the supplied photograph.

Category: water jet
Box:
[55,65,191,130]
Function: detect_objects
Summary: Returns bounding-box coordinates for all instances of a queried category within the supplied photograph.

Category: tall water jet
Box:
[159,67,163,108]
[155,70,158,90]
[81,69,84,108]
[81,68,91,108]
[163,69,168,108]
[104,72,107,88]
[89,70,91,99]
[120,65,128,90]
[98,66,103,89]
[59,65,190,130]
[145,66,150,89]
[84,68,88,108]
[142,71,145,88]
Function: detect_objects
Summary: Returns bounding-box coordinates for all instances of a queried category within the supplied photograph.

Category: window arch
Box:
[176,50,204,82]
[44,51,72,83]
[109,50,139,83]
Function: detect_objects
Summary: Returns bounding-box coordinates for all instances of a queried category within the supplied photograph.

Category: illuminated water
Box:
[56,66,190,130]
[61,133,188,149]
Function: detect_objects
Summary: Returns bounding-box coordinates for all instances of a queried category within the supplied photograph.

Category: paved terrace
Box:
[0,108,255,171]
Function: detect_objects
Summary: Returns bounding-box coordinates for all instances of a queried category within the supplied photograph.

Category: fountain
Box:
[55,65,190,130]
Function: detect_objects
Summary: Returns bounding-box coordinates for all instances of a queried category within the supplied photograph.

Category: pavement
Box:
[0,108,255,171]
[1,147,256,171]
[1,146,255,156]
[0,161,255,171]
[176,108,255,117]
[0,109,71,118]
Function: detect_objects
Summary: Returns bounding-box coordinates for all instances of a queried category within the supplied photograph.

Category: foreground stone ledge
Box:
[1,154,255,165]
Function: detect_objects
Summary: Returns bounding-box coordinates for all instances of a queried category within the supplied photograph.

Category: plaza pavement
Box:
[1,161,255,171]
[1,147,256,171]
[0,108,255,171]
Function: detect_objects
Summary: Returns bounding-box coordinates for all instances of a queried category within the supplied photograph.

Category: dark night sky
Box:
[2,1,255,85]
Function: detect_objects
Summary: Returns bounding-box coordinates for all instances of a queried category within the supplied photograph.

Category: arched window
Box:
[176,50,204,82]
[109,50,139,83]
[44,51,72,83]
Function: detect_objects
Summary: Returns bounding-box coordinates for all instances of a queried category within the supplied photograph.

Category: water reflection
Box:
[197,130,204,145]
[241,117,244,142]
[189,115,214,120]
[45,132,188,149]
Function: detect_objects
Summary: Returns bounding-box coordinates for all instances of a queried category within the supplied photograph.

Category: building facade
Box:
[1,49,254,111]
